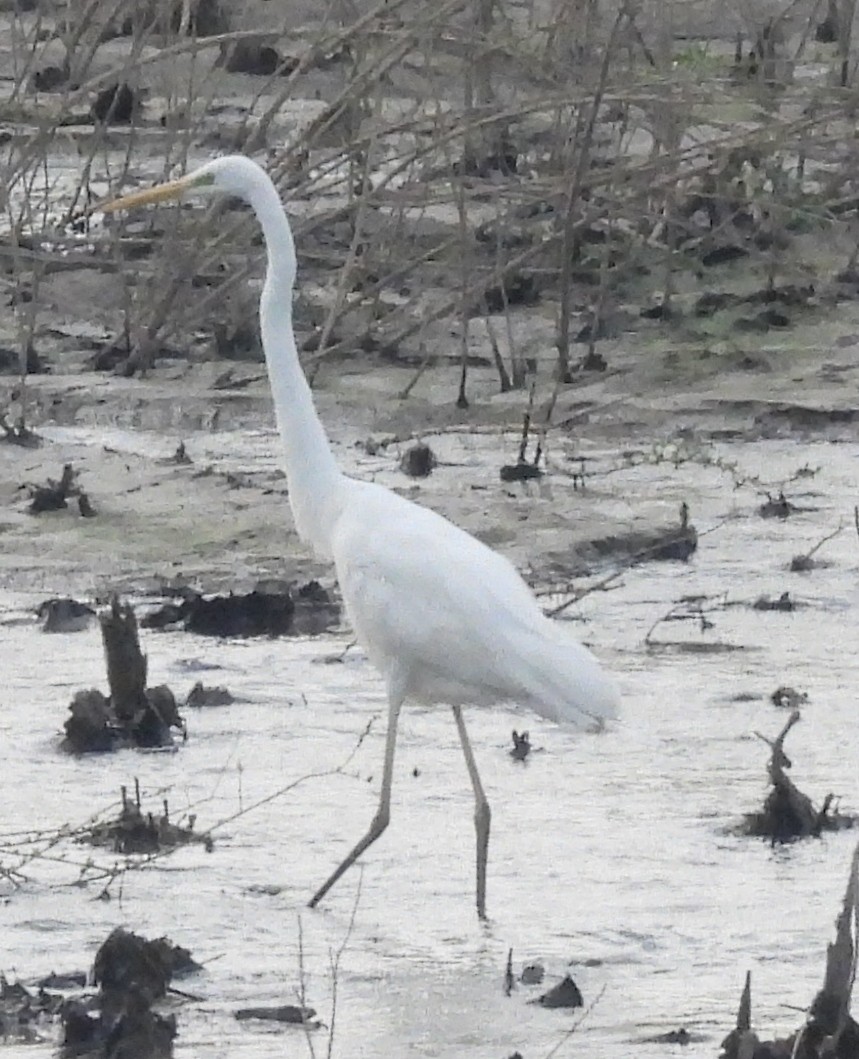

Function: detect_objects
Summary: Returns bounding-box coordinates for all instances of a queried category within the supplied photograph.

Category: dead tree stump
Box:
[28,463,76,513]
[63,599,184,751]
[100,597,148,725]
[723,844,859,1058]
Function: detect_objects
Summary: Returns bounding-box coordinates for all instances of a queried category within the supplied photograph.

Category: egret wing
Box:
[332,482,616,724]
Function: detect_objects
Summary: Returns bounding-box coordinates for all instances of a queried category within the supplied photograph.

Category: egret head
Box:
[100,155,270,214]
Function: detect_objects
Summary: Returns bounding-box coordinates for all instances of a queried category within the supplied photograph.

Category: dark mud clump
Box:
[533,974,583,1009]
[185,681,235,707]
[752,591,796,612]
[399,442,436,478]
[94,928,200,993]
[770,685,808,709]
[63,598,185,753]
[758,491,796,518]
[91,82,140,124]
[79,781,213,854]
[37,597,96,632]
[141,579,339,637]
[60,928,198,1058]
[741,711,857,842]
[500,461,543,483]
[220,39,299,76]
[6,930,196,1055]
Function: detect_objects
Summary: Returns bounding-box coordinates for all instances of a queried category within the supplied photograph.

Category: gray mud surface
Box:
[2,337,859,1059]
[3,0,859,1054]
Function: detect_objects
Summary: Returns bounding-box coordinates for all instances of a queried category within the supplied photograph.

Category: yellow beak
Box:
[99,176,192,213]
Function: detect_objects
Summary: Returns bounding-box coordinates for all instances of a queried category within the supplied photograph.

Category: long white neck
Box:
[246,178,345,556]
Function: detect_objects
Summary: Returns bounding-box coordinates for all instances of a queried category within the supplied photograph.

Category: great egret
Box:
[101,156,619,919]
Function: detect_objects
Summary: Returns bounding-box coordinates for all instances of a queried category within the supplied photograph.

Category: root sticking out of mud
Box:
[509,730,531,762]
[26,463,95,517]
[78,780,213,854]
[741,712,857,842]
[722,845,859,1058]
[644,593,742,654]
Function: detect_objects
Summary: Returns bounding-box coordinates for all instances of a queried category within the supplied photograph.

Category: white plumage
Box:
[102,155,619,919]
[334,479,618,724]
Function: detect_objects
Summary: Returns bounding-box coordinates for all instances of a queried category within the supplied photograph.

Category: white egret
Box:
[101,156,619,919]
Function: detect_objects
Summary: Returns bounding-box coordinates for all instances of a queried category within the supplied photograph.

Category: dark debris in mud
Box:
[141,579,339,637]
[500,460,543,483]
[26,463,95,516]
[63,598,186,753]
[520,962,544,985]
[37,597,96,633]
[185,681,235,707]
[580,502,698,567]
[771,685,809,709]
[752,591,797,612]
[3,929,197,1056]
[644,594,744,654]
[234,1004,319,1026]
[91,81,140,124]
[0,973,65,1044]
[638,1026,703,1045]
[758,491,800,518]
[509,730,531,762]
[0,412,39,448]
[722,846,859,1058]
[59,927,198,1059]
[532,974,584,1009]
[789,522,845,571]
[399,442,436,478]
[741,711,857,842]
[79,781,212,854]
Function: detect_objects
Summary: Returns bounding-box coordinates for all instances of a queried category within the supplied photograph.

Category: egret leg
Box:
[452,705,491,920]
[309,693,403,909]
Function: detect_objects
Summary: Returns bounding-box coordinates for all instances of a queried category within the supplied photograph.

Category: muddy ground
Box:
[2,280,858,599]
[4,3,859,1057]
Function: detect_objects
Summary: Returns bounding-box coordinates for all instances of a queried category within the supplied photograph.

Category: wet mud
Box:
[3,404,859,1058]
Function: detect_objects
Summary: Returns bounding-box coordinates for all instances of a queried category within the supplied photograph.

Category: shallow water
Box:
[2,434,859,1057]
